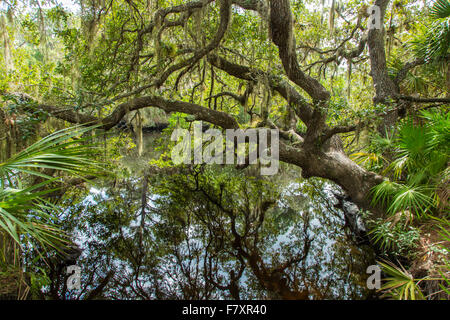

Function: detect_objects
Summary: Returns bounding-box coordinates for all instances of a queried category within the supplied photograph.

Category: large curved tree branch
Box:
[4,89,383,216]
[153,0,232,87]
[393,57,426,85]
[268,0,330,102]
[207,54,314,126]
[3,1,390,218]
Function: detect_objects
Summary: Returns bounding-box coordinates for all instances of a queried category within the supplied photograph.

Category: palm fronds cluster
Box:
[378,217,450,300]
[0,125,102,253]
[412,0,450,62]
[368,109,449,299]
[371,110,449,218]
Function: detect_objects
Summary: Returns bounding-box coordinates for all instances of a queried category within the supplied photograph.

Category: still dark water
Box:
[61,132,376,299]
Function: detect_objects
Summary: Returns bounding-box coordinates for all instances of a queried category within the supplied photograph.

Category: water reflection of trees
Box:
[25,164,376,300]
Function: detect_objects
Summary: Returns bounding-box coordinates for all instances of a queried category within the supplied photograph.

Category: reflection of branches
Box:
[206,247,246,300]
[182,170,315,299]
[45,248,115,300]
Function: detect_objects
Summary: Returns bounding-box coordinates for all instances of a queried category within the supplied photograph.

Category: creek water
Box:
[63,131,376,299]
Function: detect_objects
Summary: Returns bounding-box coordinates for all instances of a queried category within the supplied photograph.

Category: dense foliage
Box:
[0,0,448,300]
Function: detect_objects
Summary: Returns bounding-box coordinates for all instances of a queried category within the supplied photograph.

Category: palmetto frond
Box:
[420,109,450,154]
[372,110,448,218]
[372,180,403,208]
[388,185,435,217]
[430,0,450,19]
[0,125,103,252]
[379,260,425,300]
[0,180,65,250]
[350,151,385,169]
[0,125,102,186]
[412,0,450,61]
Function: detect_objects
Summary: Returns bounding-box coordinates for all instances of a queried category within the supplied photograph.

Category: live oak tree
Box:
[1,0,449,301]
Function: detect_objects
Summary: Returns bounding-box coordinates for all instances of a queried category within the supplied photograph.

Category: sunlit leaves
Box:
[379,260,425,300]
